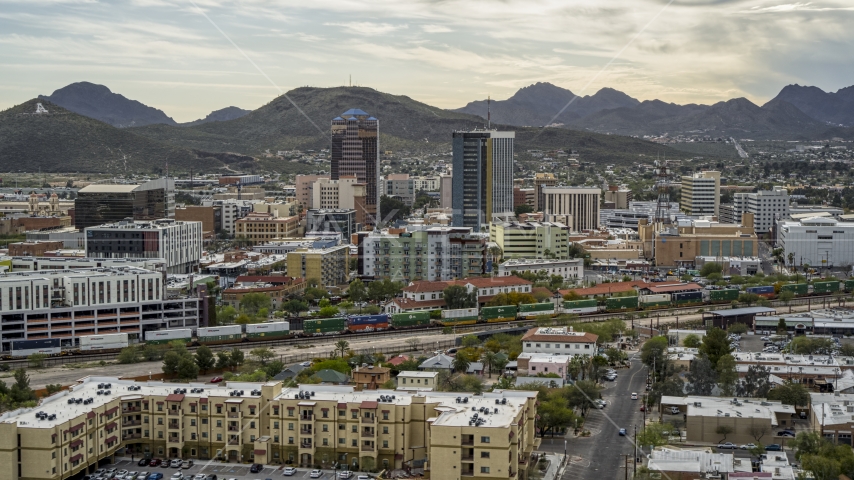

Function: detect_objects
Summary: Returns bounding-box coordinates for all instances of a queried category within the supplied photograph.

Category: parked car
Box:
[339,472,353,479]
[181,461,193,470]
[669,407,681,414]
[194,474,207,480]
[204,475,217,480]
[170,474,183,480]
[148,474,163,480]
[618,428,627,436]
[778,431,796,437]
[149,460,162,468]
[717,442,736,449]
[282,468,297,477]
[170,460,182,468]
[250,465,264,474]
[765,444,783,451]
[137,473,149,480]
[356,477,370,480]
[739,444,757,450]
[640,405,646,412]
[210,377,223,383]
[309,471,323,479]
[117,471,129,477]
[139,459,150,467]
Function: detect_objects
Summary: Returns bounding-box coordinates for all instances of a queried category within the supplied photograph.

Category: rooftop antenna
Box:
[349,75,351,87]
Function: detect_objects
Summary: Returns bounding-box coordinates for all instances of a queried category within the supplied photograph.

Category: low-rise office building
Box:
[520,327,598,357]
[497,258,583,283]
[305,209,356,241]
[0,378,539,480]
[84,219,203,274]
[234,213,301,246]
[489,222,569,260]
[638,214,758,268]
[660,395,796,444]
[286,245,350,287]
[396,371,438,391]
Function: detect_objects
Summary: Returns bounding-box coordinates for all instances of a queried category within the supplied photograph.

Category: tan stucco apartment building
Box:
[0,377,539,480]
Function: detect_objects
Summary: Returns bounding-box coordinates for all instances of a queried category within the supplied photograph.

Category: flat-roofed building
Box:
[497,258,583,283]
[74,178,175,230]
[778,216,854,268]
[396,371,438,391]
[680,171,720,217]
[638,214,758,268]
[286,245,350,287]
[660,395,795,444]
[541,186,601,232]
[489,221,569,260]
[520,327,598,357]
[234,213,300,246]
[84,219,203,274]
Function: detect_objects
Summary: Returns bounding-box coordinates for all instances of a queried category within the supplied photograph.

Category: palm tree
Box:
[335,340,349,358]
[482,351,497,378]
[452,351,471,374]
[788,252,795,273]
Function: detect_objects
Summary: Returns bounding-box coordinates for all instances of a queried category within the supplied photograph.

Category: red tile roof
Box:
[559,280,647,297]
[236,276,299,285]
[387,355,411,366]
[643,283,702,294]
[402,276,532,293]
[402,280,453,293]
[360,401,378,409]
[165,393,185,402]
[391,297,446,310]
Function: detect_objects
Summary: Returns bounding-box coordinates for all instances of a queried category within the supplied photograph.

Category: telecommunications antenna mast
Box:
[654,155,672,224]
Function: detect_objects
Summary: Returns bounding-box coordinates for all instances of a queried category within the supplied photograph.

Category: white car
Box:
[193,475,207,480]
[300,362,312,367]
[117,472,129,478]
[630,392,638,400]
[339,472,353,479]
[137,473,149,480]
[310,471,323,478]
[282,468,297,476]
[740,443,757,450]
[170,474,183,480]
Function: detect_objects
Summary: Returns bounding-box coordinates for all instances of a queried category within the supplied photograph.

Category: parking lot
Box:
[96,458,374,480]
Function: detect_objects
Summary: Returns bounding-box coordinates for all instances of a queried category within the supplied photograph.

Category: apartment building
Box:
[295,175,329,211]
[732,186,790,234]
[360,227,488,283]
[489,221,569,260]
[541,186,601,232]
[384,174,415,206]
[286,245,350,287]
[497,258,583,283]
[84,219,203,274]
[411,176,440,192]
[0,378,539,480]
[680,171,720,217]
[234,213,301,246]
[0,267,199,352]
[311,177,368,226]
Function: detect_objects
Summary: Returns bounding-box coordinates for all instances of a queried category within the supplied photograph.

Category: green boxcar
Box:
[303,317,347,335]
[813,281,840,294]
[780,283,808,295]
[391,312,431,328]
[481,305,518,323]
[709,289,740,302]
[197,334,242,343]
[846,280,854,293]
[605,296,638,311]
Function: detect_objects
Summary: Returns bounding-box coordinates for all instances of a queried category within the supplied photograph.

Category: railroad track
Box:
[1,294,846,369]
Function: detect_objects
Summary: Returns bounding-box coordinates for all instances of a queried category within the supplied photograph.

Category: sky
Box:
[1,0,853,122]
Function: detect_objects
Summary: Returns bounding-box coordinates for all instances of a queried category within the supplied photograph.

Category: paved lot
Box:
[558,353,648,480]
[99,459,375,480]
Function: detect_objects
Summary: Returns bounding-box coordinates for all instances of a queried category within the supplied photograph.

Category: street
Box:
[553,354,648,480]
[96,457,368,480]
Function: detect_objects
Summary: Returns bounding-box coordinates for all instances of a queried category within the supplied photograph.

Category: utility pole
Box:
[634,425,638,476]
[621,454,630,480]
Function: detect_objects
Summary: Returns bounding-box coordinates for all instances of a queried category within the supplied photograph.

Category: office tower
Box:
[680,171,721,217]
[331,109,379,225]
[74,178,175,230]
[439,174,453,209]
[541,186,601,232]
[732,186,790,234]
[451,130,515,228]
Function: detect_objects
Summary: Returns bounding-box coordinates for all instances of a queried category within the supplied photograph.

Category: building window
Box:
[383,427,389,434]
[481,436,490,443]
[481,467,490,474]
[481,452,490,458]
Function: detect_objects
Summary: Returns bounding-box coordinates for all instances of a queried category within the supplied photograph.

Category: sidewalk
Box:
[538,453,566,480]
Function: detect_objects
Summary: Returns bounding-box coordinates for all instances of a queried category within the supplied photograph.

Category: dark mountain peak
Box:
[768,83,854,125]
[181,106,251,127]
[40,81,177,128]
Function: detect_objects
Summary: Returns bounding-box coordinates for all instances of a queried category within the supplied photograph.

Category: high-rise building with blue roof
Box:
[331,109,379,226]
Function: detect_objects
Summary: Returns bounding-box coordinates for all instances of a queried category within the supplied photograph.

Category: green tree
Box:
[452,351,471,374]
[240,293,272,317]
[641,336,669,379]
[698,327,732,367]
[537,390,576,437]
[216,351,233,370]
[249,347,276,365]
[263,360,285,379]
[687,354,717,396]
[235,313,256,324]
[283,298,308,317]
[715,425,733,442]
[743,364,771,397]
[194,346,216,373]
[790,336,835,355]
[366,279,403,303]
[229,348,245,368]
[45,384,63,395]
[348,279,367,304]
[514,204,534,217]
[311,358,352,375]
[447,374,485,394]
[777,317,788,334]
[636,422,675,449]
[738,292,760,306]
[682,334,702,348]
[726,323,748,335]
[176,356,200,380]
[461,335,480,348]
[217,305,238,324]
[700,262,723,277]
[335,340,350,358]
[117,347,141,364]
[716,354,739,397]
[802,455,841,480]
[443,285,477,309]
[379,195,411,223]
[10,368,36,404]
[482,351,498,378]
[318,305,340,317]
[28,353,47,368]
[564,380,602,416]
[767,380,809,406]
[162,351,183,375]
[839,344,854,357]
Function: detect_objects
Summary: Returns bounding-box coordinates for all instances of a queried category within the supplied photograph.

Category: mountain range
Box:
[0,85,672,173]
[455,82,854,137]
[39,82,250,128]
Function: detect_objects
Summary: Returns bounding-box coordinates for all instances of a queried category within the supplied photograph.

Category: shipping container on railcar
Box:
[8,338,62,358]
[144,328,193,345]
[302,317,348,335]
[780,283,809,296]
[671,291,704,305]
[745,285,776,299]
[562,299,598,314]
[390,312,431,329]
[639,294,671,309]
[518,302,556,319]
[845,280,854,293]
[346,314,390,332]
[709,289,740,303]
[197,325,244,344]
[79,333,129,351]
[813,281,841,295]
[604,296,639,311]
[245,321,290,340]
[440,308,479,326]
[481,305,518,323]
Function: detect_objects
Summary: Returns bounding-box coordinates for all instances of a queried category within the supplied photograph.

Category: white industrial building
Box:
[497,258,584,282]
[778,216,854,268]
[0,267,200,352]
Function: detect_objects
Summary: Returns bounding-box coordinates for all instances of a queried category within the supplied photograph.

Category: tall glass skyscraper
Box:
[331,109,379,226]
[451,130,515,229]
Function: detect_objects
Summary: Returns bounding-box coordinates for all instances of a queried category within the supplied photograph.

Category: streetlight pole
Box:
[634,425,638,476]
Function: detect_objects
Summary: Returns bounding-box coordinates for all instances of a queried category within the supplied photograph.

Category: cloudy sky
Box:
[1,0,853,122]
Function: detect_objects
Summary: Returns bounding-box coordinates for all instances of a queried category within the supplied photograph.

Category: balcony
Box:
[123,433,141,440]
[299,442,312,449]
[361,432,375,438]
[168,423,180,430]
[360,417,374,424]
[228,426,240,432]
[461,437,474,446]
[228,439,240,446]
[228,412,240,418]
[168,410,181,416]
[123,406,140,413]
[300,429,313,435]
[461,455,474,462]
[123,421,142,427]
[300,415,313,421]
[360,445,375,452]
[168,438,181,444]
